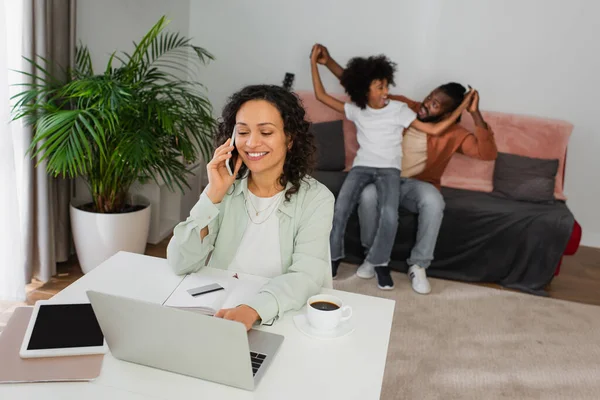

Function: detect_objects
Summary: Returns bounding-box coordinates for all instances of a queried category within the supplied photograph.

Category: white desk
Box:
[0,252,395,399]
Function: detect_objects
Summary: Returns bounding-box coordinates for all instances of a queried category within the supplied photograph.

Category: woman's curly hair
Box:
[215,84,316,201]
[340,55,397,109]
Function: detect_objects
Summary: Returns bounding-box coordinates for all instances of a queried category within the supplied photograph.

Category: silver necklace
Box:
[244,193,283,224]
[246,191,283,216]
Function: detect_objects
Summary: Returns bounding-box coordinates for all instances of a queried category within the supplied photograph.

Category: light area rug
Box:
[333,265,600,400]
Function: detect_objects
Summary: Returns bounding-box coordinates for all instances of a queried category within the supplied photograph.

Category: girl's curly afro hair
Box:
[340,55,397,109]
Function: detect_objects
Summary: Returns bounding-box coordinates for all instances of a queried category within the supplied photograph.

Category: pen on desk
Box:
[191,287,224,297]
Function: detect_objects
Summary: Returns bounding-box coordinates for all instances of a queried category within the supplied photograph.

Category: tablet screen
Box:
[27,304,104,350]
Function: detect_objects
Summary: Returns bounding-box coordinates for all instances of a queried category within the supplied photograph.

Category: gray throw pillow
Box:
[492,152,559,203]
[312,120,346,172]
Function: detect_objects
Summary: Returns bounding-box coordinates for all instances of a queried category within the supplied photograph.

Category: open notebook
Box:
[163,272,269,315]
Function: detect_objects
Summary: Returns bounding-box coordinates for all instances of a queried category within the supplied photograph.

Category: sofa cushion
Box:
[312,120,346,171]
[311,170,347,197]
[441,110,572,200]
[492,152,558,203]
[297,91,358,171]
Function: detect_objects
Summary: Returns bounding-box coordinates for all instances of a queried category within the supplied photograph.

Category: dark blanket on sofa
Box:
[316,170,575,296]
[430,188,573,294]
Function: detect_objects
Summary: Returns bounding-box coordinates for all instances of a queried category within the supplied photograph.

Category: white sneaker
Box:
[408,265,431,295]
[356,261,375,279]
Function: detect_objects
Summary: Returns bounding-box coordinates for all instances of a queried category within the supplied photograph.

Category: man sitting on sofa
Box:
[313,44,497,295]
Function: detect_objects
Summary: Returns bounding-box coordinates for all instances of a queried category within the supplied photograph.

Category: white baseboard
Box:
[580,231,600,249]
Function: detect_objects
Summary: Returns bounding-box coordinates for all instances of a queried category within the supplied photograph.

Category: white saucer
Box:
[293,314,355,340]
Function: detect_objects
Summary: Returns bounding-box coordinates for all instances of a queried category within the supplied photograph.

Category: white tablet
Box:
[19,300,108,359]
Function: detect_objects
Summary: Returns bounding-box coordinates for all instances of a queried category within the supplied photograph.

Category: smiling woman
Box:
[166,85,335,331]
[214,85,319,201]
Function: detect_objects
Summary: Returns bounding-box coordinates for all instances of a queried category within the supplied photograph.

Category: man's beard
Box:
[417,114,443,123]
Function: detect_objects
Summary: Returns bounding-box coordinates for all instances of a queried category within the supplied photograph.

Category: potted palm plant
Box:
[11,17,215,273]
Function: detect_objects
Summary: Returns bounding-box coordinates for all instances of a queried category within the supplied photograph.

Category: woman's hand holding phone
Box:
[205,137,243,204]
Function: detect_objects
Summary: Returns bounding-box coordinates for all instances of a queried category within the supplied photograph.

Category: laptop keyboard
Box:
[250,352,267,376]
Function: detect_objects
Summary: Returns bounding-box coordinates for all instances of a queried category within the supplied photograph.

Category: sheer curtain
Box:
[0,0,26,301]
[1,0,75,301]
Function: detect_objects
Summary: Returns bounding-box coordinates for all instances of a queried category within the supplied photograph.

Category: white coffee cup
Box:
[306,294,352,331]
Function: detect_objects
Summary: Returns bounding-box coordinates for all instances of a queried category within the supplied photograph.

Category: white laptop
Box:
[86,290,284,391]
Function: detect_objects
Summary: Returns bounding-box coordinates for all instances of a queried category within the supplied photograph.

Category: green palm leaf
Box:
[11,16,216,213]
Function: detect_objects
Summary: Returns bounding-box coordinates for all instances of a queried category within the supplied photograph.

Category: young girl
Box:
[167,85,334,330]
[310,44,472,290]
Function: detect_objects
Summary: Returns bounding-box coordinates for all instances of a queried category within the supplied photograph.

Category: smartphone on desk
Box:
[187,283,225,297]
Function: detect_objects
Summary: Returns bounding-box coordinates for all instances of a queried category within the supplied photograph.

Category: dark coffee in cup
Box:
[306,294,353,330]
[310,301,340,311]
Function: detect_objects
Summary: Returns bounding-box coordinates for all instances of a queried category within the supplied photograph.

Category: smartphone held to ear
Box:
[226,127,237,176]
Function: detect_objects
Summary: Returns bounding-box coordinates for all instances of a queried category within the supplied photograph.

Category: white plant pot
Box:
[70,197,151,274]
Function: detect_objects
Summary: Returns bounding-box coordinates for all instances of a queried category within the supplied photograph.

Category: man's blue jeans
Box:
[357,178,445,268]
[330,167,401,266]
